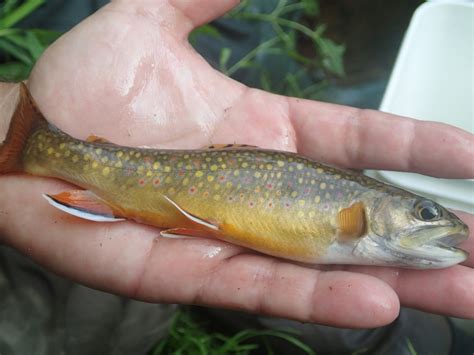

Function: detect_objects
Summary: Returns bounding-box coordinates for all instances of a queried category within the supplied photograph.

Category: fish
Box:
[0,84,469,268]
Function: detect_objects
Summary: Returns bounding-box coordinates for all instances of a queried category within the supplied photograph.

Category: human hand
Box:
[1,0,473,328]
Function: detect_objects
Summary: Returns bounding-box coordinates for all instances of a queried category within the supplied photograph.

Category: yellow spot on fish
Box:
[135,152,141,158]
[164,166,171,172]
[210,165,218,171]
[165,176,172,184]
[255,187,261,193]
[83,154,90,161]
[334,174,341,180]
[325,192,331,199]
[226,182,233,188]
[184,154,190,159]
[234,170,240,176]
[205,157,211,162]
[276,172,282,178]
[153,162,160,170]
[320,182,327,190]
[95,148,102,155]
[214,184,220,190]
[277,160,284,167]
[146,171,153,177]
[291,191,298,198]
[310,179,315,185]
[298,177,303,184]
[266,164,273,170]
[214,194,221,201]
[64,150,71,157]
[101,156,109,163]
[289,166,294,172]
[217,157,223,162]
[72,155,79,163]
[242,162,248,168]
[198,182,204,188]
[314,195,321,203]
[309,211,316,218]
[116,151,123,158]
[254,172,262,178]
[186,164,193,170]
[47,147,54,155]
[298,211,305,218]
[59,143,66,150]
[297,163,303,170]
[168,187,176,195]
[299,200,305,207]
[92,161,99,169]
[316,168,324,174]
[137,166,145,174]
[182,178,189,186]
[38,143,44,150]
[207,175,215,182]
[55,153,61,158]
[115,161,123,168]
[102,167,110,176]
[221,164,227,169]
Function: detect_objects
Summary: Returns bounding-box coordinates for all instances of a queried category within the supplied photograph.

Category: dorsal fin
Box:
[86,135,112,144]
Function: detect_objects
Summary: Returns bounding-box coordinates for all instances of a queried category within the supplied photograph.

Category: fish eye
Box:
[414,200,442,221]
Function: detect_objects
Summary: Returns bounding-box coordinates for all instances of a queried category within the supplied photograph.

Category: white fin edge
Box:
[42,194,125,223]
[163,196,219,230]
[160,231,194,239]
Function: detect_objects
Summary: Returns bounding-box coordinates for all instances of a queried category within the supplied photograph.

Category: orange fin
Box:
[86,135,112,144]
[337,202,366,241]
[0,83,47,173]
[163,196,219,231]
[204,143,257,150]
[43,190,125,222]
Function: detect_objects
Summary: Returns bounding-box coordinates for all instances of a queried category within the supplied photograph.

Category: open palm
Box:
[1,0,473,328]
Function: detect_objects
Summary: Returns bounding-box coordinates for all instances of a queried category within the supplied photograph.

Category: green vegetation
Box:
[0,0,61,81]
[150,308,315,355]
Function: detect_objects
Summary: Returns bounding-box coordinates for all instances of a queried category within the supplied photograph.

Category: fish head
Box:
[363,195,469,268]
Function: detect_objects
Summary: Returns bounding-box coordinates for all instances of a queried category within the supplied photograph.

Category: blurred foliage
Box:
[150,308,315,355]
[0,0,61,81]
[196,0,346,99]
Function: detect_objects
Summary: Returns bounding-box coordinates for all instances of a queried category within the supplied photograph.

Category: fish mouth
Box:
[388,224,469,268]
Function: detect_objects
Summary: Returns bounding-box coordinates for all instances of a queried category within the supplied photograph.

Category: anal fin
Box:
[43,190,125,222]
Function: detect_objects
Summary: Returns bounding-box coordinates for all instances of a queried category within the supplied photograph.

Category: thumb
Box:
[111,0,240,35]
[170,0,240,28]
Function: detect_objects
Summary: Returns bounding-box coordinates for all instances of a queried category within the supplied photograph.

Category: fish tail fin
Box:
[0,83,46,173]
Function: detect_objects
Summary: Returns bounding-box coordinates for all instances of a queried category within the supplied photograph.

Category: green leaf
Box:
[30,29,62,46]
[219,47,232,72]
[0,0,45,29]
[0,61,31,81]
[0,37,32,64]
[302,0,319,16]
[315,36,345,76]
[25,31,44,59]
[189,24,221,44]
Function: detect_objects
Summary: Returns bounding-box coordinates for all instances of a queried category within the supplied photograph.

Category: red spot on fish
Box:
[153,178,161,186]
[178,170,185,176]
[189,187,196,194]
[267,183,273,189]
[228,196,234,202]
[285,202,291,208]
[143,156,153,165]
[268,202,273,208]
[249,201,255,208]
[138,179,145,186]
[203,191,209,197]
[228,159,236,166]
[219,175,225,181]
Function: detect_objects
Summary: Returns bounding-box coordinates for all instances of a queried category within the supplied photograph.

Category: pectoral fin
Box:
[43,190,125,222]
[337,202,366,240]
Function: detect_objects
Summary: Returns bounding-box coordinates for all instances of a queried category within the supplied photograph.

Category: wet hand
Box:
[0,0,473,327]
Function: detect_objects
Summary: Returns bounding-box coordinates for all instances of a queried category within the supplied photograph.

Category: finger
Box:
[287,97,474,178]
[455,211,474,267]
[170,0,240,28]
[347,265,474,319]
[110,0,239,37]
[1,176,399,328]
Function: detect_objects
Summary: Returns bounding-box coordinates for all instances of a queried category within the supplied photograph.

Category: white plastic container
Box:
[368,1,474,213]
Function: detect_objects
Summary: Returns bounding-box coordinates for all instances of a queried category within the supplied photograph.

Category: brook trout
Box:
[0,84,469,268]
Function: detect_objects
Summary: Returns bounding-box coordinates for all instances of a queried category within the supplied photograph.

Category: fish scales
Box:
[23,125,379,261]
[1,84,468,268]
